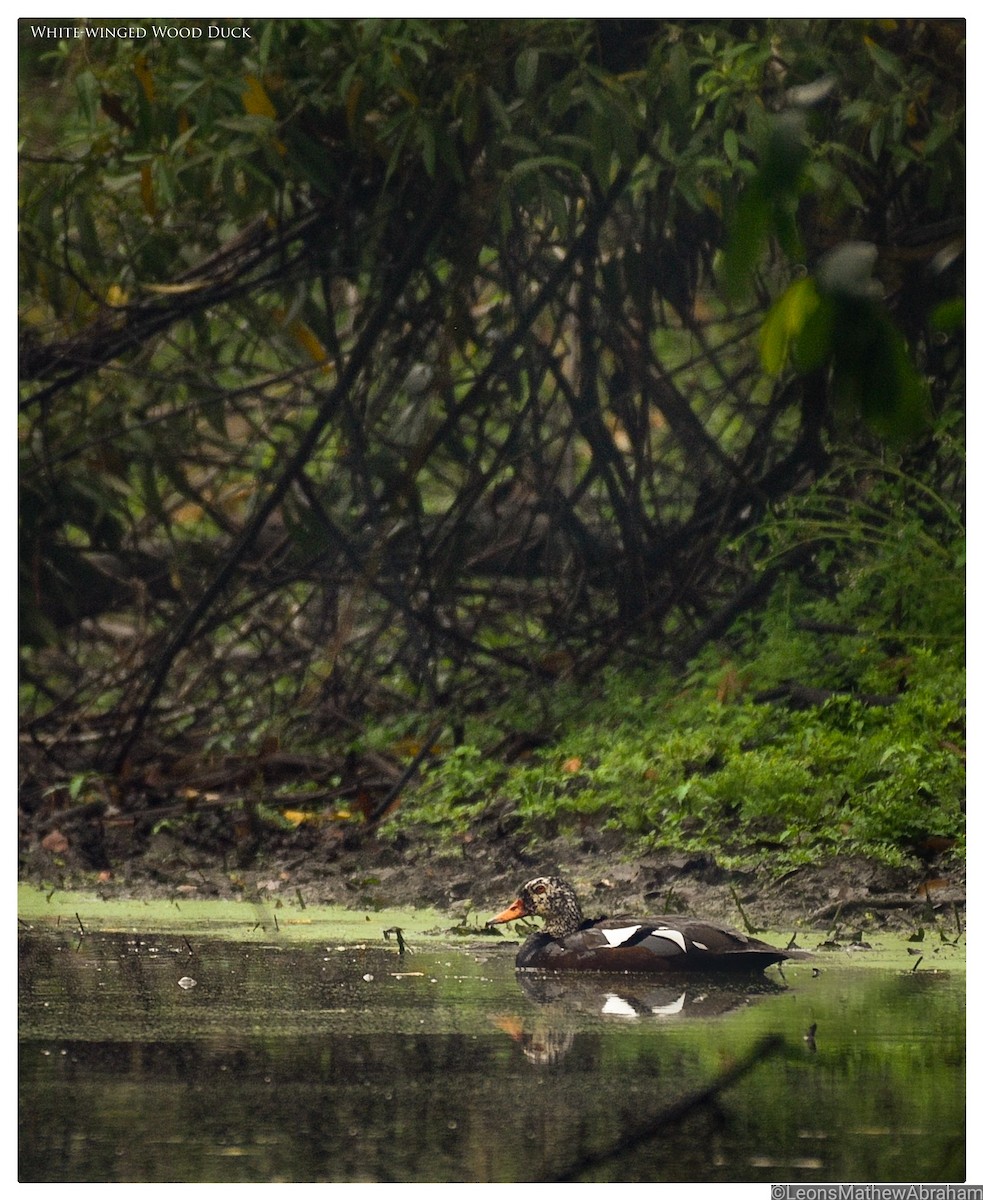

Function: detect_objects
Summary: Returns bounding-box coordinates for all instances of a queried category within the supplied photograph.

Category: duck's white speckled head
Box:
[488,876,585,937]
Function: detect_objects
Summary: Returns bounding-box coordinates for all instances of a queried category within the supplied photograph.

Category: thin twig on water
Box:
[543,1033,787,1183]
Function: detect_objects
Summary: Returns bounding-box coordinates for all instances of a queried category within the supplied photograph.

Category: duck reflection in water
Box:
[494,972,785,1066]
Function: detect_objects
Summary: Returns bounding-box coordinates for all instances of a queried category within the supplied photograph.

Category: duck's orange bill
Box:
[488,897,529,925]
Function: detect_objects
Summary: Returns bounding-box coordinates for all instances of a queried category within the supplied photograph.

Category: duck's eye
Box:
[531,884,546,895]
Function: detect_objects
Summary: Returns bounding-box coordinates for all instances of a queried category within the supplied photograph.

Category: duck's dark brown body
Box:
[489,877,789,974]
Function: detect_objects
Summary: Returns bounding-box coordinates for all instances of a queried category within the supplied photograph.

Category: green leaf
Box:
[869,115,886,163]
[759,276,823,376]
[507,154,581,180]
[589,110,613,184]
[483,86,512,134]
[515,47,539,96]
[419,120,436,178]
[930,298,965,334]
[668,42,690,107]
[73,200,103,275]
[830,300,929,443]
[864,36,905,81]
[75,70,99,127]
[793,298,835,373]
[721,178,769,301]
[138,460,169,526]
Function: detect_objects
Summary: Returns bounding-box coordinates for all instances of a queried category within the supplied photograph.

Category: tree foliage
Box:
[19,19,964,833]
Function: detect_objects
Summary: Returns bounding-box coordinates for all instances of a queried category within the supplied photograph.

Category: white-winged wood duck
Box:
[488,876,789,973]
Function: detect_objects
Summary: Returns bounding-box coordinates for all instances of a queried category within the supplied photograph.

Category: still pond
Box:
[18,886,965,1184]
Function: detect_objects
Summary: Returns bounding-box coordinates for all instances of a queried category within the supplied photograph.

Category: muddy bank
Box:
[18,813,965,934]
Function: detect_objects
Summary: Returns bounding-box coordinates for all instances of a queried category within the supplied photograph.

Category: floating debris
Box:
[383,927,408,954]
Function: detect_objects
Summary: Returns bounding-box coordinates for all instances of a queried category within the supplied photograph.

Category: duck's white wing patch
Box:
[600,925,642,947]
[601,994,639,1017]
[648,928,688,952]
[651,992,687,1015]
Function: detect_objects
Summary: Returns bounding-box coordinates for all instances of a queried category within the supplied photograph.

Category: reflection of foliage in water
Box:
[19,927,965,1183]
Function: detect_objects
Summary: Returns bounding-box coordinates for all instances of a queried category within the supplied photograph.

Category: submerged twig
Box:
[544,1033,787,1182]
[383,927,408,955]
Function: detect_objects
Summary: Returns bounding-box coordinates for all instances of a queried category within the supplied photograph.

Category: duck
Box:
[487,876,790,973]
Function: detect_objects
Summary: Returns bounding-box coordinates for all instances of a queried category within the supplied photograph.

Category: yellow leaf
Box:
[242,74,277,119]
[759,276,821,376]
[345,78,365,132]
[282,810,311,827]
[141,280,209,294]
[217,483,254,517]
[272,307,334,375]
[392,737,423,758]
[105,284,128,308]
[176,108,195,154]
[292,323,328,364]
[172,502,204,525]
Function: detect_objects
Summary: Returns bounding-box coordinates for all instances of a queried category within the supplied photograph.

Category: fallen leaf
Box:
[916,878,949,898]
[41,830,69,854]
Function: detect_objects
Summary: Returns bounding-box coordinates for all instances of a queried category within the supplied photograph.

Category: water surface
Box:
[18,891,965,1183]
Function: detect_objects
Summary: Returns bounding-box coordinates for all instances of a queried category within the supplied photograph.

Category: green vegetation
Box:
[375,435,965,870]
[388,650,962,868]
[18,19,963,877]
[383,513,964,868]
[15,882,455,941]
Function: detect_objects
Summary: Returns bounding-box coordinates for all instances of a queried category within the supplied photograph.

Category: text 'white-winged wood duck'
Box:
[488,876,790,973]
